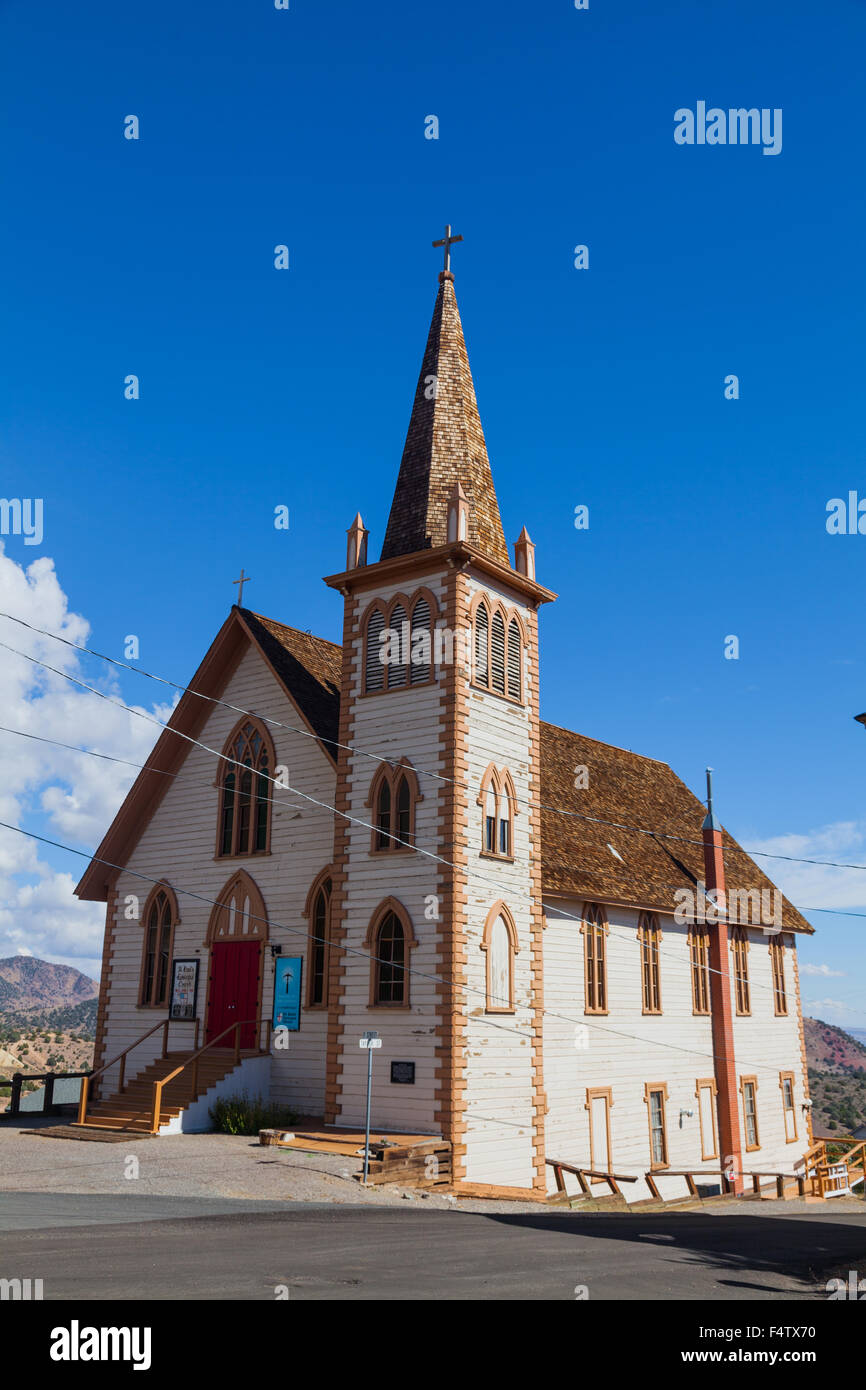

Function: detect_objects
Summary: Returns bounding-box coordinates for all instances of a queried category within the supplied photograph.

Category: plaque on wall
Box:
[390,1061,415,1085]
[169,959,199,1021]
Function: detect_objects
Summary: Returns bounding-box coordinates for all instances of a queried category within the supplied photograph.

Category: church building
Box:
[75,239,813,1198]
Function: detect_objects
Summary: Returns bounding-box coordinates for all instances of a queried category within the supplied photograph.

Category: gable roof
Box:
[381,275,510,566]
[540,722,812,934]
[75,608,343,901]
[76,608,812,932]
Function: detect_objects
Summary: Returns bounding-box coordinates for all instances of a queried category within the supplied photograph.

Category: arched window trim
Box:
[364,897,418,1009]
[637,910,662,1015]
[469,591,527,705]
[302,864,335,1009]
[205,870,269,944]
[581,902,609,1015]
[769,936,788,1016]
[365,759,423,854]
[138,881,180,1009]
[731,926,751,1016]
[477,763,518,860]
[360,588,440,695]
[214,715,276,860]
[688,926,711,1016]
[481,901,520,1013]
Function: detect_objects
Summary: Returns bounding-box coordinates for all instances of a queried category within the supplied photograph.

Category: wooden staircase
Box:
[78,1049,249,1134]
[77,1017,271,1134]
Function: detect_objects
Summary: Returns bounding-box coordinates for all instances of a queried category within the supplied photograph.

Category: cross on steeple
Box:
[432,224,463,274]
[232,568,252,605]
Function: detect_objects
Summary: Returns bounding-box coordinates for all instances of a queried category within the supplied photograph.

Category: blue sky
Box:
[0,0,864,1023]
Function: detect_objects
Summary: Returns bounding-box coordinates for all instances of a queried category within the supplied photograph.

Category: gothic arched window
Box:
[365,899,417,1008]
[482,902,519,1013]
[367,762,422,853]
[478,765,517,859]
[139,884,179,1007]
[217,718,274,858]
[362,590,439,694]
[472,596,525,705]
[304,868,333,1008]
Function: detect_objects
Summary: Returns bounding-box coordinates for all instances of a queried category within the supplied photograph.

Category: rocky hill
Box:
[0,957,98,1015]
[804,1017,866,1134]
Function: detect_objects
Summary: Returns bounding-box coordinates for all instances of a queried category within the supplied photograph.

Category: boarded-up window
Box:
[487,915,511,1010]
[365,607,386,692]
[697,1080,718,1160]
[589,1091,612,1172]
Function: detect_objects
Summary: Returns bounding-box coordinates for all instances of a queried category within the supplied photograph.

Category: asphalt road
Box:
[2,1193,866,1299]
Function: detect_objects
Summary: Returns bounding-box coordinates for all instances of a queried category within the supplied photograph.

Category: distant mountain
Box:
[805,1017,866,1135]
[0,957,98,1016]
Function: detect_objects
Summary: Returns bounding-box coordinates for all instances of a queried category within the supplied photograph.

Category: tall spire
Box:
[380,258,510,566]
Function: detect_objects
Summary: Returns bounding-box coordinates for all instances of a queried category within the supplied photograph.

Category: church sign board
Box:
[272,956,303,1032]
[169,959,200,1022]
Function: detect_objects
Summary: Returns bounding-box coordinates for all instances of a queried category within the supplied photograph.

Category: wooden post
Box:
[44,1074,56,1117]
[162,1020,169,1058]
[152,1080,163,1134]
[645,1173,661,1200]
[76,1075,89,1126]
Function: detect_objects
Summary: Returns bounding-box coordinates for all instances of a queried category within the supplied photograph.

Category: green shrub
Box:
[209,1093,297,1136]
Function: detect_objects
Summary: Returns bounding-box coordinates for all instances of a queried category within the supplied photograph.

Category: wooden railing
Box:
[78,1018,200,1126]
[147,1018,271,1135]
[547,1158,638,1199]
[796,1138,866,1198]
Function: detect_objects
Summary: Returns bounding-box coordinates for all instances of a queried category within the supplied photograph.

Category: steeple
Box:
[381,256,510,567]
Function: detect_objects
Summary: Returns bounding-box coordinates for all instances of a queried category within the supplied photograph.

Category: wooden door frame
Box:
[204,938,265,1049]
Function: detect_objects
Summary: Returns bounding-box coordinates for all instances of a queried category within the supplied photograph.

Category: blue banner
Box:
[272,955,303,1032]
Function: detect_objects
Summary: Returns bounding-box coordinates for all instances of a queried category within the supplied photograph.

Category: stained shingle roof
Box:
[238,609,342,758]
[380,276,510,566]
[540,722,813,933]
[249,613,812,934]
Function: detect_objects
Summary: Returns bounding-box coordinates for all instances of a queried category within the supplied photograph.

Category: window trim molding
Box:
[779,1069,798,1143]
[302,865,335,1009]
[468,591,528,705]
[739,1074,761,1152]
[365,759,423,854]
[581,902,609,1015]
[731,926,751,1016]
[695,1077,719,1161]
[585,1086,614,1173]
[637,910,663,1015]
[643,1081,670,1171]
[214,715,277,861]
[688,926,711,1015]
[480,900,520,1013]
[364,897,418,1009]
[476,763,518,861]
[137,881,180,1009]
[359,588,440,696]
[769,936,788,1016]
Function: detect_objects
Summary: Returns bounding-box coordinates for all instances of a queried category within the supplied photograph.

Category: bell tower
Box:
[322,234,555,1189]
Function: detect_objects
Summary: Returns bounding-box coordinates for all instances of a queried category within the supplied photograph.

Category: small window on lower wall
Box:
[696,1078,719,1161]
[481,901,519,1012]
[740,1075,760,1151]
[780,1071,798,1143]
[644,1082,669,1170]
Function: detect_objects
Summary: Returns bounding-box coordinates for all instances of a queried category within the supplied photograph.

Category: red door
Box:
[207,941,261,1049]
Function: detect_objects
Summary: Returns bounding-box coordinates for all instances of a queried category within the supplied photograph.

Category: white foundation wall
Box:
[542,902,810,1200]
[334,573,447,1133]
[99,640,336,1117]
[730,930,810,1174]
[460,569,536,1188]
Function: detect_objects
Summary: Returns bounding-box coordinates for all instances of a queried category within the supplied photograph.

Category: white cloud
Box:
[744,821,866,918]
[0,544,172,978]
[800,962,845,978]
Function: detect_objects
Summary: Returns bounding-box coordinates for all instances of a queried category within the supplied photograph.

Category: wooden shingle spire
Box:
[381,266,510,566]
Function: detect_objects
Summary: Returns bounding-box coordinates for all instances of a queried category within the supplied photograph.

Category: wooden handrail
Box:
[149,1018,266,1134]
[77,1017,202,1126]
